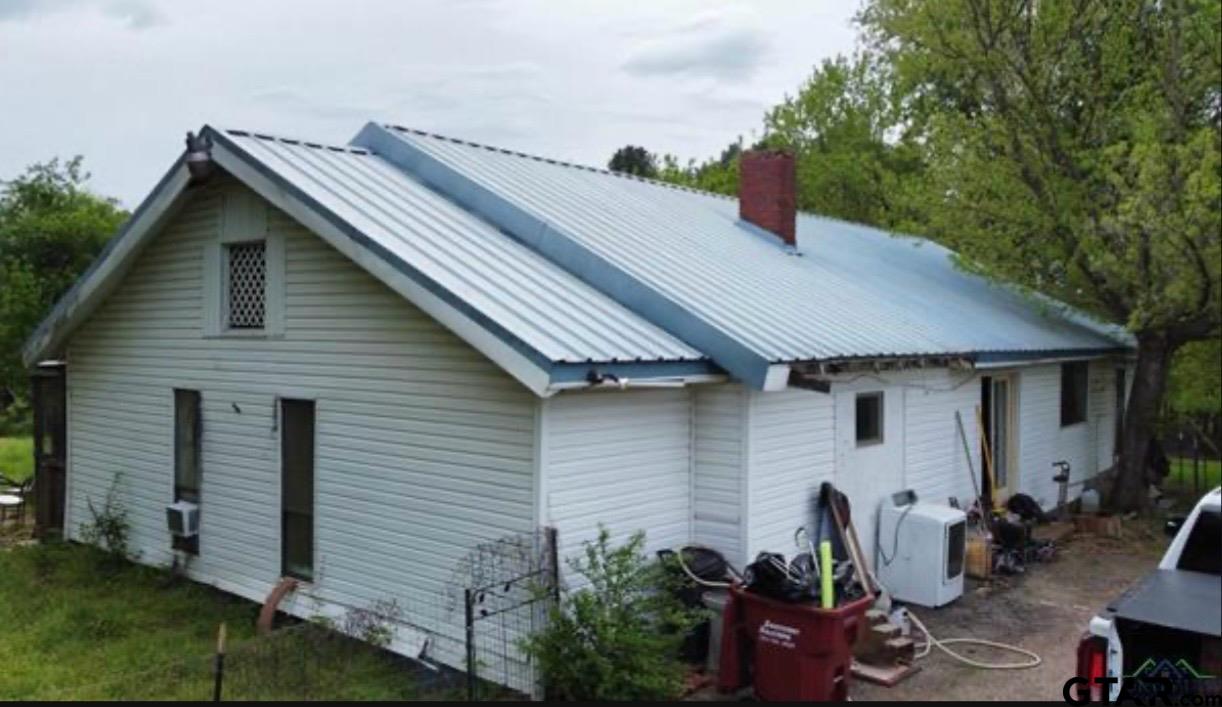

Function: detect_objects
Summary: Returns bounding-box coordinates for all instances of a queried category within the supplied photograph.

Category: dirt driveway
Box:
[851,523,1165,702]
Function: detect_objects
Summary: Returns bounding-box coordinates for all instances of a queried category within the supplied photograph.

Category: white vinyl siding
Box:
[692,384,745,564]
[745,388,835,561]
[901,369,982,508]
[542,388,692,579]
[65,178,536,666]
[1017,362,1115,508]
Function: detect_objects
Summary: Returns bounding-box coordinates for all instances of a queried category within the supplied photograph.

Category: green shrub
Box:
[80,474,134,567]
[521,527,703,701]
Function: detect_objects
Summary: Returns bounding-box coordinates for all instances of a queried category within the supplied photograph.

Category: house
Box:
[23,122,1132,678]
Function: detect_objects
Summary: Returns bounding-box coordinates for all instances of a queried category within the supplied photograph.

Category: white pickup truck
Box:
[1073,488,1222,703]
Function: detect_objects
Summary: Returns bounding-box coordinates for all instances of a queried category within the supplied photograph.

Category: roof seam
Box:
[223,128,372,156]
[382,123,739,202]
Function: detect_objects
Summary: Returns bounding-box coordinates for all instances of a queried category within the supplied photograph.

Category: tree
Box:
[607,145,658,178]
[656,139,743,195]
[763,53,927,228]
[858,0,1222,509]
[0,157,127,413]
[1168,337,1222,417]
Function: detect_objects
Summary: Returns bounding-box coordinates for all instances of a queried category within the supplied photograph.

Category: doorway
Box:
[981,375,1018,502]
[31,362,66,538]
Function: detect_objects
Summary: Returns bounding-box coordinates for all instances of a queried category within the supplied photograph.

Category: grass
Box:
[0,436,33,482]
[1166,456,1222,492]
[0,542,451,700]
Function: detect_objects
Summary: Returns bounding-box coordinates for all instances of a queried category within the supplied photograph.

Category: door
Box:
[986,376,1018,501]
[31,362,66,537]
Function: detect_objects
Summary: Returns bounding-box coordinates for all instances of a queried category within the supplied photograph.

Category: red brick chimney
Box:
[738,150,796,247]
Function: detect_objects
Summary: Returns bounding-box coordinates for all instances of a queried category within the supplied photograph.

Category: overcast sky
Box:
[0,0,859,207]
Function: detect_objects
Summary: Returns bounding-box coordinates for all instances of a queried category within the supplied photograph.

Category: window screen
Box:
[281,399,315,580]
[1060,362,1089,426]
[226,241,266,329]
[856,392,884,445]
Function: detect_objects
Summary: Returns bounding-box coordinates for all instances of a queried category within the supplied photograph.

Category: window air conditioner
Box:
[166,500,200,538]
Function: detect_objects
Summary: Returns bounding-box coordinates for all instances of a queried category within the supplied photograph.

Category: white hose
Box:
[906,609,1042,670]
[867,568,1040,670]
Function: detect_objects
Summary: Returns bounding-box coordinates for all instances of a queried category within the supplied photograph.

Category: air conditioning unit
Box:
[876,491,966,608]
[166,500,200,538]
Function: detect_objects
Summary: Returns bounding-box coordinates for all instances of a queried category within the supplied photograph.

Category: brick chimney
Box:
[738,150,796,247]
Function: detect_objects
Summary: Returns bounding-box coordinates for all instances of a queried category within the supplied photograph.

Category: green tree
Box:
[1168,337,1222,417]
[859,0,1222,509]
[607,145,658,178]
[0,157,127,412]
[763,53,926,227]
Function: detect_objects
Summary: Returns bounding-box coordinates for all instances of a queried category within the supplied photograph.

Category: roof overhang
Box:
[22,127,716,398]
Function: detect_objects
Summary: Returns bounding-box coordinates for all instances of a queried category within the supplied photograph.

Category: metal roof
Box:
[220,129,703,366]
[361,123,1128,384]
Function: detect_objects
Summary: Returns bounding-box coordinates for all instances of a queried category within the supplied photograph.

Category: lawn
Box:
[1166,456,1222,492]
[0,542,451,700]
[0,436,33,482]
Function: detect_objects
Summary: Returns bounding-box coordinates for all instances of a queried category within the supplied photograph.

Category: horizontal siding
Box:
[745,388,835,561]
[1016,363,1105,508]
[901,369,982,508]
[692,384,744,564]
[66,178,536,672]
[543,388,692,580]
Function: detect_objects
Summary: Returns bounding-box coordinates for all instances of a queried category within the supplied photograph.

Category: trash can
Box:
[718,584,871,701]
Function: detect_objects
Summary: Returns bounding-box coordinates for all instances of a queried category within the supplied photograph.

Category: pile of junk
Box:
[663,480,1043,702]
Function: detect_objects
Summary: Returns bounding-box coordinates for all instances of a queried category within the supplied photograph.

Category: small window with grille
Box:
[226,241,266,330]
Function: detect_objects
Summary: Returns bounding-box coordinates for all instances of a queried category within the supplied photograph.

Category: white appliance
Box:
[875,491,966,608]
[165,500,200,538]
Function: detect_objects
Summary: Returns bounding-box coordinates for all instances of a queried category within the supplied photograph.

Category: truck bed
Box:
[1108,569,1221,637]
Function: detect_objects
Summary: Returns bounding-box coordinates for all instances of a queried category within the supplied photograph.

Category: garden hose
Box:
[906,609,1042,670]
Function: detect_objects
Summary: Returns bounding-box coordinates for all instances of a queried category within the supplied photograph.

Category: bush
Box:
[521,528,703,701]
[80,474,133,566]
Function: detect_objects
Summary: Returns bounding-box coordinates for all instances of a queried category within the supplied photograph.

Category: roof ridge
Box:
[220,127,372,156]
[381,123,737,202]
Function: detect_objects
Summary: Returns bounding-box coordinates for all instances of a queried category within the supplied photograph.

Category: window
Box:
[174,389,201,554]
[281,399,315,580]
[1060,362,1089,426]
[226,241,266,329]
[855,392,884,445]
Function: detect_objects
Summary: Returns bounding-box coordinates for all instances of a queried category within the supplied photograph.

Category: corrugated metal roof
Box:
[374,124,1128,365]
[222,129,703,364]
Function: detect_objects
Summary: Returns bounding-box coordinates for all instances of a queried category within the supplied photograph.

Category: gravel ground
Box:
[850,522,1165,702]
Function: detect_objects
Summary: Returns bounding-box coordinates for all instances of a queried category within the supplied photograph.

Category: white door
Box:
[833,386,904,568]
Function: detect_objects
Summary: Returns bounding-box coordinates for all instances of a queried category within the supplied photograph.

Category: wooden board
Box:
[851,659,921,687]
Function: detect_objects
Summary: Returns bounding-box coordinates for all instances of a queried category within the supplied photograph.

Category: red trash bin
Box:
[718,584,871,701]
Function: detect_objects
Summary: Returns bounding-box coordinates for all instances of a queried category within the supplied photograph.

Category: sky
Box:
[0,0,859,208]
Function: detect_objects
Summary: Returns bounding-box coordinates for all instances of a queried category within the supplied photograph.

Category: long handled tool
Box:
[954,410,985,512]
[820,482,875,601]
[975,406,999,510]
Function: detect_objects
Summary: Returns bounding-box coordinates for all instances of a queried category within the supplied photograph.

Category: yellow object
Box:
[819,540,834,608]
[975,406,999,511]
[965,536,992,580]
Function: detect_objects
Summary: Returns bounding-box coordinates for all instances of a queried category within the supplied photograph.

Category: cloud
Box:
[101,0,165,29]
[621,9,770,82]
[0,0,165,29]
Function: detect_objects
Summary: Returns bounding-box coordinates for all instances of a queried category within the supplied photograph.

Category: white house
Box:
[24,123,1132,679]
